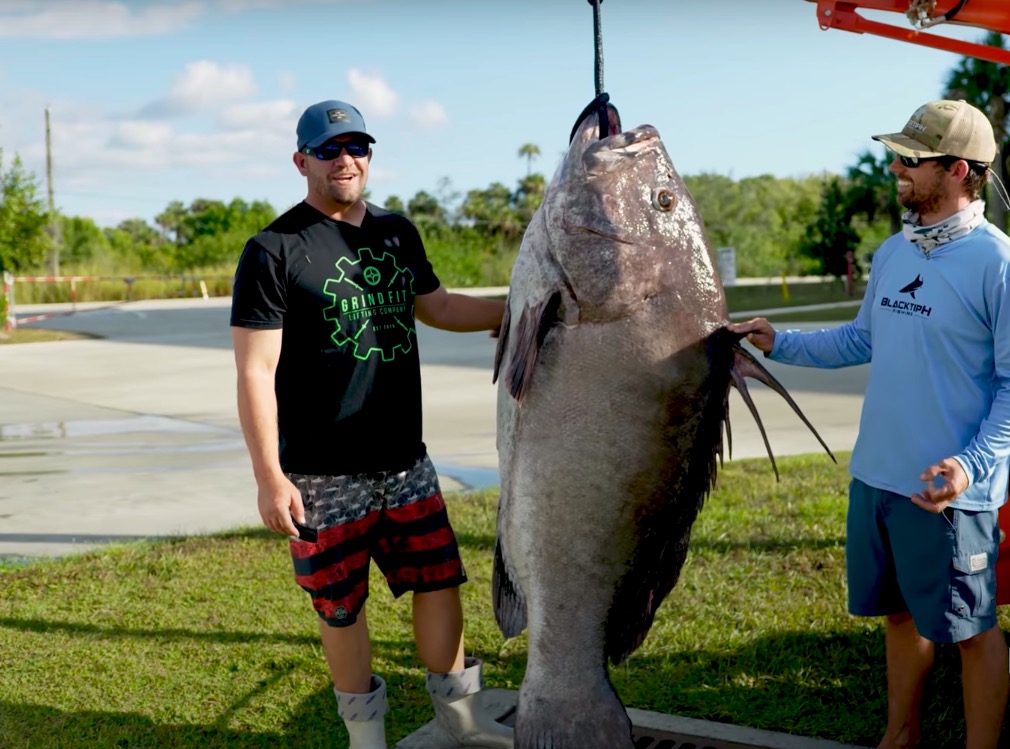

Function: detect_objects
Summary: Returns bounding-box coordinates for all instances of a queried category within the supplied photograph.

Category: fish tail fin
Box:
[729,342,837,478]
[515,679,634,749]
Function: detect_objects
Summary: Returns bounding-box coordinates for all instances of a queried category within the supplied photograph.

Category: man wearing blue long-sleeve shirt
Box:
[731,99,1009,749]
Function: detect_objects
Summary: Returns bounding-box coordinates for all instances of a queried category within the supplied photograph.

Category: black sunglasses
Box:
[302,139,370,160]
[898,154,962,169]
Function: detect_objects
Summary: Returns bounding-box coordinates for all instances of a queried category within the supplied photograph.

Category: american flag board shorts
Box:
[286,454,467,627]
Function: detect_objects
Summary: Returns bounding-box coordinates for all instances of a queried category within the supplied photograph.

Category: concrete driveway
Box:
[0,298,866,558]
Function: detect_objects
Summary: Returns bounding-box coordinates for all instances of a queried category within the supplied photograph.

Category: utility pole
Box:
[45,107,61,276]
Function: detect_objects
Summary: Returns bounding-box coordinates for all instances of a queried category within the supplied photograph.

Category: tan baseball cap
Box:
[872,99,997,163]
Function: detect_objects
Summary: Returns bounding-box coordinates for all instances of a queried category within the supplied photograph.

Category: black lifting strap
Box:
[941,0,969,23]
[570,92,611,144]
[569,0,609,143]
[589,0,604,97]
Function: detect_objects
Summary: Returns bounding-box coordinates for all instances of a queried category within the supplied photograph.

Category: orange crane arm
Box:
[808,0,1010,65]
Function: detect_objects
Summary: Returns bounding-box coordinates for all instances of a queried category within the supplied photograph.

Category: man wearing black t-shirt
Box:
[230,100,511,749]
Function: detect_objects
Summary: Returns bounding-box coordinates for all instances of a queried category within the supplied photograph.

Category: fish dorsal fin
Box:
[498,292,562,404]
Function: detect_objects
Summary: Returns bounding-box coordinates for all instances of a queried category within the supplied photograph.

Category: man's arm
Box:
[415,285,505,332]
[914,275,1010,513]
[730,315,871,368]
[232,326,303,537]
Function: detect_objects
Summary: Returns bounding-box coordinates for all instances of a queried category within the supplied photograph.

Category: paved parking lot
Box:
[0,298,866,558]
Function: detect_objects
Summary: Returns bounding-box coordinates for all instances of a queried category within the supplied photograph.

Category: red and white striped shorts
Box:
[287,454,466,627]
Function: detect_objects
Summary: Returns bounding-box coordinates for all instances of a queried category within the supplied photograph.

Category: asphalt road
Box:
[0,298,867,558]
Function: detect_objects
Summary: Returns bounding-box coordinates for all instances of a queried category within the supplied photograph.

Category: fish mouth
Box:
[582,126,661,176]
[567,97,660,173]
[586,125,660,153]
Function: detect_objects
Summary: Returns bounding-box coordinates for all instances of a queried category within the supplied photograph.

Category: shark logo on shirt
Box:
[881,273,932,317]
[900,274,924,299]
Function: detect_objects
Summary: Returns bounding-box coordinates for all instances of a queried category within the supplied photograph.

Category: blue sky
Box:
[0,0,992,227]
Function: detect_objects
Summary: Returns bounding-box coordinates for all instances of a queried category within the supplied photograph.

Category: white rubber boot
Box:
[427,657,513,748]
[334,675,388,749]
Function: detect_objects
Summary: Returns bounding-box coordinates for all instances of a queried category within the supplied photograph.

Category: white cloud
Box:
[7,97,294,194]
[410,100,449,130]
[215,0,366,9]
[108,120,176,149]
[141,61,259,117]
[218,99,296,131]
[168,61,258,109]
[215,164,289,181]
[347,68,399,118]
[367,166,397,185]
[0,1,204,39]
[0,59,304,221]
[215,0,301,8]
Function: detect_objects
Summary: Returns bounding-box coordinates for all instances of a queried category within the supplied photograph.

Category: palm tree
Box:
[407,190,448,232]
[846,147,901,235]
[518,143,541,176]
[383,195,405,215]
[943,32,1010,232]
[155,200,188,244]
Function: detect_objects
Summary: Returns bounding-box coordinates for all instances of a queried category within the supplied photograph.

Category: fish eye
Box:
[653,188,675,212]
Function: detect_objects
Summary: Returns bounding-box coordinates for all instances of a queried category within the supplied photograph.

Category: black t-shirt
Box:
[230,201,440,475]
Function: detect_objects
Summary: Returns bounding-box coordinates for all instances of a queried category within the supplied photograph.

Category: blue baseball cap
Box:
[296,100,376,149]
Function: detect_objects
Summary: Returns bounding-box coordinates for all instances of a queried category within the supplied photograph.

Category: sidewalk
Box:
[11,292,862,325]
[1,297,863,560]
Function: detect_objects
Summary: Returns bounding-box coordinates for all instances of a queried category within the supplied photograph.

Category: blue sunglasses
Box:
[302,139,370,160]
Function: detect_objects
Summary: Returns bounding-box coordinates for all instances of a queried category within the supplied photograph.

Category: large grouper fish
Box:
[492,101,834,748]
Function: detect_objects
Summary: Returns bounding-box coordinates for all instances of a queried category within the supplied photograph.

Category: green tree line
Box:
[0,156,872,285]
[1,34,1007,313]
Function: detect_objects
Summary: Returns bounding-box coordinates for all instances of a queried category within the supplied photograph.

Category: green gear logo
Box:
[322,248,416,362]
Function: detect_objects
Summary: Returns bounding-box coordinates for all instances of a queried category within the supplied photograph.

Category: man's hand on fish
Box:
[257,475,306,538]
[911,457,969,514]
[728,318,776,354]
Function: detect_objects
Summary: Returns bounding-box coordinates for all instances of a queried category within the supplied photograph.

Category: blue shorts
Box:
[846,478,999,643]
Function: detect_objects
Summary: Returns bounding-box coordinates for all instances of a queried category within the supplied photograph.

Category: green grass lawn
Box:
[2,453,1004,748]
[725,280,866,314]
[753,305,864,325]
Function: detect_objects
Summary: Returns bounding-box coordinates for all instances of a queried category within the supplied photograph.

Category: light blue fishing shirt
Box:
[769,222,1010,510]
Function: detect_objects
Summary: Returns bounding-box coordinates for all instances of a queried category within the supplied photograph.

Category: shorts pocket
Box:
[951,550,994,619]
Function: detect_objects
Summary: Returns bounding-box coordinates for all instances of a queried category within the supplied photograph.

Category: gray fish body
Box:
[494,111,731,748]
[493,108,831,748]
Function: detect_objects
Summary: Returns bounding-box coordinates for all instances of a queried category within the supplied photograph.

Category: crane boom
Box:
[808,0,1010,64]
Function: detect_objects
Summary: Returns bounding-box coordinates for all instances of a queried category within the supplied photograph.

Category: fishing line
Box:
[570,0,612,143]
[591,0,604,97]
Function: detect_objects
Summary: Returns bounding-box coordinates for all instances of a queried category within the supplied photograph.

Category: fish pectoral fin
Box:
[492,540,527,637]
[502,292,562,403]
[491,294,512,385]
[730,343,837,480]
